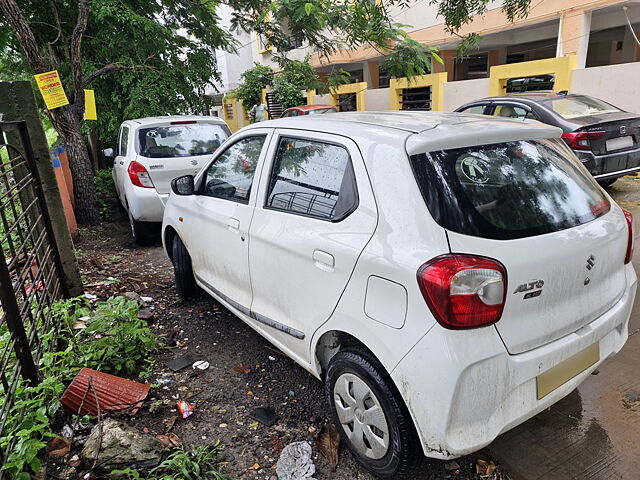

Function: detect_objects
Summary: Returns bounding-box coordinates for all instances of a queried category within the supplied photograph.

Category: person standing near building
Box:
[250,98,268,123]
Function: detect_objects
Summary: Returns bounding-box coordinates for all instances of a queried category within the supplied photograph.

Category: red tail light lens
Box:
[417,254,507,329]
[623,209,634,264]
[561,131,605,151]
[128,161,154,188]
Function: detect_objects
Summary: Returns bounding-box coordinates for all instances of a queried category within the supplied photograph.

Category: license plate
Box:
[606,136,634,152]
[536,342,599,400]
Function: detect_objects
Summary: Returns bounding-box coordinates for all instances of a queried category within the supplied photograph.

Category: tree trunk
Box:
[50,106,101,225]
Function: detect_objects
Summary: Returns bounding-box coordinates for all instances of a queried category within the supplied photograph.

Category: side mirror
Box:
[102,148,114,158]
[171,175,195,196]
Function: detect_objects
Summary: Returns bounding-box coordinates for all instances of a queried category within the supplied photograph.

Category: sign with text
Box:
[34,70,69,110]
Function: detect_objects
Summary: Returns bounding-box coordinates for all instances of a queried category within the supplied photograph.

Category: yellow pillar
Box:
[489,56,578,97]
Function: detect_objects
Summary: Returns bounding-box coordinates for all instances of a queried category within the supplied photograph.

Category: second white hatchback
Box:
[162,112,636,478]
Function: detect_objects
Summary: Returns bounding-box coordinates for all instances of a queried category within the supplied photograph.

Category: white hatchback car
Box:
[104,115,230,244]
[161,112,636,478]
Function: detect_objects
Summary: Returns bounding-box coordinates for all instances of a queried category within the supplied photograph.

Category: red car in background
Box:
[279,104,337,118]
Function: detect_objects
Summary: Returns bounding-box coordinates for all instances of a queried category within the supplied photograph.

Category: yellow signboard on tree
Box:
[84,89,97,120]
[34,70,69,110]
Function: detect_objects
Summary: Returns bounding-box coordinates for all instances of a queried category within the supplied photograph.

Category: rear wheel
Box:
[172,235,197,299]
[326,349,420,478]
[128,209,155,245]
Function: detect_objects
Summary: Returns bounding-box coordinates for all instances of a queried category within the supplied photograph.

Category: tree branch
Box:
[70,0,91,108]
[0,0,47,72]
[81,61,158,87]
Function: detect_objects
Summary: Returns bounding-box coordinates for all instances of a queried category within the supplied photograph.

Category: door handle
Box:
[227,217,240,230]
[313,250,335,270]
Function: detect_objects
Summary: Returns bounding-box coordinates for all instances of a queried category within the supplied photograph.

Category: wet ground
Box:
[75,174,640,480]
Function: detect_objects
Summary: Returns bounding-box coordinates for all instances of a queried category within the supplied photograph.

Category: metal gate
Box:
[400,86,432,110]
[265,92,284,119]
[0,121,69,471]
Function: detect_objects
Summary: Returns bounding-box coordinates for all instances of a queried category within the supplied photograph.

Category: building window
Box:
[288,32,304,50]
[378,65,391,88]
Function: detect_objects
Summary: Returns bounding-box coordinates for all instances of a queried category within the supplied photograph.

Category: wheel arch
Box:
[163,225,178,261]
[314,330,384,380]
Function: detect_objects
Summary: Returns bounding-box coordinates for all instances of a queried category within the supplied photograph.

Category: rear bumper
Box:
[575,148,640,180]
[391,264,637,459]
[127,187,169,222]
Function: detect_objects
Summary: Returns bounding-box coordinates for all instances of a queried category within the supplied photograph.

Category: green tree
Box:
[271,57,322,109]
[235,63,275,111]
[1,0,532,223]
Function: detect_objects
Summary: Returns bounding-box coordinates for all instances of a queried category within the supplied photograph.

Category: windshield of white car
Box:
[409,138,610,240]
[540,95,621,120]
[137,124,229,158]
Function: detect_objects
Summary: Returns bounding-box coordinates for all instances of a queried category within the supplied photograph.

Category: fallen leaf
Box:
[270,437,286,456]
[445,461,460,471]
[234,364,251,374]
[47,436,71,458]
[476,459,497,476]
[248,463,261,470]
[316,423,340,470]
[156,433,182,448]
[165,415,179,432]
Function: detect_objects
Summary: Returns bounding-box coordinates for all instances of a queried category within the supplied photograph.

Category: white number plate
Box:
[606,135,634,152]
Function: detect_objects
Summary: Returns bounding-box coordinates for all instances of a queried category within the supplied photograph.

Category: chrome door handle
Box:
[313,250,335,269]
[227,217,240,230]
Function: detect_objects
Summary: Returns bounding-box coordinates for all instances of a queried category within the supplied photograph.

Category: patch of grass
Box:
[94,168,115,221]
[113,443,230,480]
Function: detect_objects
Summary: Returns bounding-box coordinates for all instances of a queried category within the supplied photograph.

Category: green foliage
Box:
[325,69,353,94]
[57,296,156,377]
[382,35,442,80]
[0,295,157,478]
[113,443,229,480]
[94,168,115,221]
[235,64,275,111]
[272,57,322,109]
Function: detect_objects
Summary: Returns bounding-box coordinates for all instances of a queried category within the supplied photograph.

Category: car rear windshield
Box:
[540,95,621,120]
[136,123,229,158]
[307,108,337,115]
[409,138,610,240]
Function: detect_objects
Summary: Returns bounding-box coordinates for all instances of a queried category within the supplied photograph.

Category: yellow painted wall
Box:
[489,55,578,96]
[389,72,448,111]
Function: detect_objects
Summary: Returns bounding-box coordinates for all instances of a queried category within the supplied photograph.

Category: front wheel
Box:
[172,235,197,299]
[326,349,420,478]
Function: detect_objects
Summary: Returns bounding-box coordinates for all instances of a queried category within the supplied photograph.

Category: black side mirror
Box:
[171,175,195,196]
[102,148,114,158]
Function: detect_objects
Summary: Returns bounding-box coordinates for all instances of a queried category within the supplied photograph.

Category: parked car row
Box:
[104,94,638,479]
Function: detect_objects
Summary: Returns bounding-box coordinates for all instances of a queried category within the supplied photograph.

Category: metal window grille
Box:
[400,86,432,111]
[337,93,357,112]
[266,93,284,118]
[506,75,555,93]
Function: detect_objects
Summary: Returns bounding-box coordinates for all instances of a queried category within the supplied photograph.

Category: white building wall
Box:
[442,78,491,111]
[364,88,391,110]
[571,63,640,114]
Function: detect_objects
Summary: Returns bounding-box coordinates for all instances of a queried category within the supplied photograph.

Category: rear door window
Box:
[265,136,358,221]
[409,139,610,239]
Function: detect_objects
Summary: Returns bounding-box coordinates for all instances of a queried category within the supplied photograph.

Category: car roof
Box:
[465,92,587,104]
[242,111,561,153]
[292,104,336,111]
[125,115,227,127]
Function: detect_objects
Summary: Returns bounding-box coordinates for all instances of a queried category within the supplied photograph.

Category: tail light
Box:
[623,209,634,264]
[128,161,154,188]
[561,131,605,151]
[417,254,507,329]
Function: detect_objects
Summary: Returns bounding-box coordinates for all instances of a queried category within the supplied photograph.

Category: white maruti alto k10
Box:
[104,115,231,245]
[161,111,637,478]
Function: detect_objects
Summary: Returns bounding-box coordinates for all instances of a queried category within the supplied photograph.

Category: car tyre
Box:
[128,210,155,245]
[172,235,197,299]
[326,348,420,479]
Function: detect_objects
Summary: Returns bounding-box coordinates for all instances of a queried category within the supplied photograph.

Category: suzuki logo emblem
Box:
[586,254,595,270]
